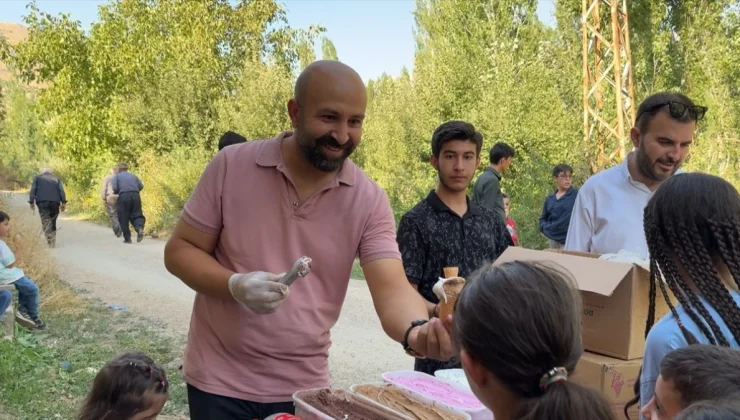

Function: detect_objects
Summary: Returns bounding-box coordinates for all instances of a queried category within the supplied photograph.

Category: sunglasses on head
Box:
[637,101,708,122]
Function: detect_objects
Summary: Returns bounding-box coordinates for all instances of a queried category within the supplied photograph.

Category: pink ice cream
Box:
[386,373,484,410]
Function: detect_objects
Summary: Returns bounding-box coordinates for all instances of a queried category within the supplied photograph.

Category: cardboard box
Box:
[571,351,642,420]
[494,247,670,360]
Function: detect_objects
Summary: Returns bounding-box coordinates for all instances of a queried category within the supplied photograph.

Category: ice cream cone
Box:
[443,267,459,278]
[433,274,466,319]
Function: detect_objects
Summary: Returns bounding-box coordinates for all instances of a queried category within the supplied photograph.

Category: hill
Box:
[0,22,29,83]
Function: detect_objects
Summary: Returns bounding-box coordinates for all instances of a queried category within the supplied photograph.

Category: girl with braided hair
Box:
[78,352,169,420]
[454,261,615,420]
[627,173,740,419]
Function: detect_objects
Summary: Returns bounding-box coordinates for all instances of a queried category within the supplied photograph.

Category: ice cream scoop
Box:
[432,273,465,319]
[279,256,312,286]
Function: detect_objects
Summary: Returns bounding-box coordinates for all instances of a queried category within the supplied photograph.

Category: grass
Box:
[0,305,188,419]
[350,259,365,280]
[0,192,188,419]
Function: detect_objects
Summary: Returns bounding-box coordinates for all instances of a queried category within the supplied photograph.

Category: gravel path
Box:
[6,192,411,390]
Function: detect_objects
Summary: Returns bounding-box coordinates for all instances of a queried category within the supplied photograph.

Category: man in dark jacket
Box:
[472,142,515,222]
[29,168,67,247]
[539,164,578,249]
[112,162,146,244]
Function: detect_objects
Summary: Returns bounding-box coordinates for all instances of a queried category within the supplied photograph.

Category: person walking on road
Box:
[111,163,146,244]
[101,165,122,238]
[29,168,67,247]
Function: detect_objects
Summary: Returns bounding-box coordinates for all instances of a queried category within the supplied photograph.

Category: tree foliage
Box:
[1,0,738,245]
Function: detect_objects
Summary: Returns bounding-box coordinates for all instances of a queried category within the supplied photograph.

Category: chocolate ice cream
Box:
[355,384,467,420]
[300,388,393,420]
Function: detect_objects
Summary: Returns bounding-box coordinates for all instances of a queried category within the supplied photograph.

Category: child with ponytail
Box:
[453,261,615,420]
[625,173,740,419]
[78,352,169,420]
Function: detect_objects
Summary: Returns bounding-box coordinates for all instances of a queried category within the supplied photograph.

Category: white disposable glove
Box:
[228,271,290,314]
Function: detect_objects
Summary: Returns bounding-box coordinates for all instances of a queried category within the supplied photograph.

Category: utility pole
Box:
[582,0,635,173]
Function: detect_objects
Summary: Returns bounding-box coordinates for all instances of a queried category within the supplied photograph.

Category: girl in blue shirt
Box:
[626,173,740,419]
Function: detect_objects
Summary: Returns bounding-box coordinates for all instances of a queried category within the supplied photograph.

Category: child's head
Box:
[453,261,615,420]
[643,173,740,346]
[0,211,10,238]
[552,164,573,191]
[502,194,510,217]
[641,345,740,420]
[675,399,740,420]
[78,352,169,420]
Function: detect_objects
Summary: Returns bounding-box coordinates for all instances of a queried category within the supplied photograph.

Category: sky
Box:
[1,0,557,82]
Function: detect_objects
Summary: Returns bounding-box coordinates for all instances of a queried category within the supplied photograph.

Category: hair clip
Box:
[539,367,568,391]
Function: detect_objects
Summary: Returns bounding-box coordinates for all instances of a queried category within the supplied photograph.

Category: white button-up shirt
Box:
[564,154,681,259]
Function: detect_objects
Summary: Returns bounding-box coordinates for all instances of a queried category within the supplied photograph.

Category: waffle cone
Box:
[439,277,465,319]
[443,267,459,278]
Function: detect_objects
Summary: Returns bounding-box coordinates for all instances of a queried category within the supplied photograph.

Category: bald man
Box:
[164,60,454,419]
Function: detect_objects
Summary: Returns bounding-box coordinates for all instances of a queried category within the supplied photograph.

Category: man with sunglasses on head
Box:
[565,92,707,259]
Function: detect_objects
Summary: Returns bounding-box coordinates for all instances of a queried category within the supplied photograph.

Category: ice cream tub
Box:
[264,415,303,420]
[382,371,493,420]
[350,382,472,420]
[293,387,406,420]
[434,369,472,393]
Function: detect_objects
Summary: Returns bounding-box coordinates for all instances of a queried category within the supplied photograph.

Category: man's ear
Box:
[461,349,488,388]
[287,99,300,129]
[630,126,641,149]
[430,155,439,170]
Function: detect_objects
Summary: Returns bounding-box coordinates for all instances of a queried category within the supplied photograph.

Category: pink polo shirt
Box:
[180,131,401,403]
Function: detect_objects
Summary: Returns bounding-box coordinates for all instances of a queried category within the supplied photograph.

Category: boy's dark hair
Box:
[676,398,740,420]
[661,345,740,409]
[0,211,8,224]
[552,164,573,178]
[454,261,615,420]
[635,92,697,134]
[78,352,168,420]
[502,193,509,199]
[430,120,483,158]
[625,173,740,417]
[218,130,247,151]
[489,142,515,164]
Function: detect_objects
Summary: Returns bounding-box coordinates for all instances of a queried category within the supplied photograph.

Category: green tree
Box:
[321,37,339,60]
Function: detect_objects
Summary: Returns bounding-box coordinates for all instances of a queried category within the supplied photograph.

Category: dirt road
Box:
[5,192,411,390]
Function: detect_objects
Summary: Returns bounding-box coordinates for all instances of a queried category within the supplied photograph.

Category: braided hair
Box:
[625,173,740,418]
[78,352,169,420]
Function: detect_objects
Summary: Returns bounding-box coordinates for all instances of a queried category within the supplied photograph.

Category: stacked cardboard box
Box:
[494,248,673,419]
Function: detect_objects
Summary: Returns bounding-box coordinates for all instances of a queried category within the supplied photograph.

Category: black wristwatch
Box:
[402,319,428,359]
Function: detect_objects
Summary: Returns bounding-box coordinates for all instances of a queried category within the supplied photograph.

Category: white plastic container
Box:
[435,369,473,393]
[383,371,493,420]
[349,382,472,420]
[293,388,407,420]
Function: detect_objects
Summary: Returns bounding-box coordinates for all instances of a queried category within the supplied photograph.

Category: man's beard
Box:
[298,133,356,172]
[636,141,679,182]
